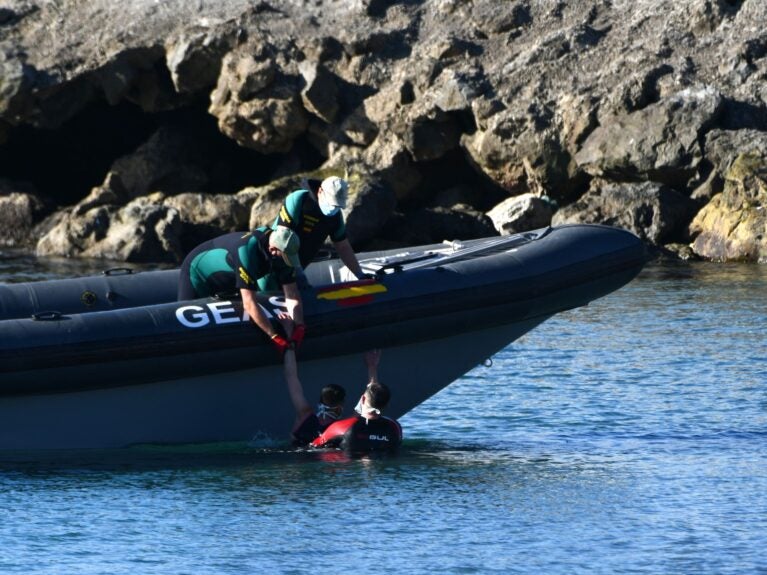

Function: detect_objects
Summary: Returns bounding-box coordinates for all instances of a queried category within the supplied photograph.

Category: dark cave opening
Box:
[1,100,157,204]
[0,98,325,206]
[404,147,510,211]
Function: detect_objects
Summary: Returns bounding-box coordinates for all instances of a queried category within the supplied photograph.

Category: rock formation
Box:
[1,0,765,262]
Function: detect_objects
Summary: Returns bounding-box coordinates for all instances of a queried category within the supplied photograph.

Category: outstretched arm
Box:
[334,238,365,279]
[282,282,304,325]
[284,348,313,420]
[241,288,278,338]
[364,349,382,385]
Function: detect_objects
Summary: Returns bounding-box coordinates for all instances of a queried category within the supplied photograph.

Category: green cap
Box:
[270,226,302,269]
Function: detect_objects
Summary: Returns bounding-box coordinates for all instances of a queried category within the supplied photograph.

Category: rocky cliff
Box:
[1,0,766,262]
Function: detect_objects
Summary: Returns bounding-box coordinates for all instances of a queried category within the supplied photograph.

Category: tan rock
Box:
[36,198,184,263]
[690,153,767,262]
[163,192,251,231]
[0,190,51,247]
[209,48,308,154]
[487,194,554,235]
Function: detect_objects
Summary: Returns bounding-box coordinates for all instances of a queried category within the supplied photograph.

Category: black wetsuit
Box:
[310,415,402,452]
[291,412,338,447]
[177,229,295,300]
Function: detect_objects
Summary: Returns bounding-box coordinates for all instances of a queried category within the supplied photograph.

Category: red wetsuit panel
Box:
[311,415,402,452]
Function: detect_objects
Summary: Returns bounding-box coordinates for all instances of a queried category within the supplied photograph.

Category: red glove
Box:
[291,324,306,348]
[270,333,293,356]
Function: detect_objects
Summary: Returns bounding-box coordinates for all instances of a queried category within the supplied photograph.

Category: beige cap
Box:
[320,176,348,208]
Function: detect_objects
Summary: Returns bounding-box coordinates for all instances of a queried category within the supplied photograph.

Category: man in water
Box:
[177,226,304,354]
[260,176,366,289]
[283,346,402,452]
[282,347,347,446]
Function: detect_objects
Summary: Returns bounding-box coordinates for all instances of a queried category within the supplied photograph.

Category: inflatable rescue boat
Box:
[0,224,645,450]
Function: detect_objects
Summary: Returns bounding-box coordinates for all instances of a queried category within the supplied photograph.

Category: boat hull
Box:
[0,224,646,450]
[0,319,545,450]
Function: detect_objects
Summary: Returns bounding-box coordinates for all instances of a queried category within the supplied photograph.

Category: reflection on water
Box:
[0,248,174,284]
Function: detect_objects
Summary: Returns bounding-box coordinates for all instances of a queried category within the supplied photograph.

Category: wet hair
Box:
[364,382,391,411]
[320,384,346,407]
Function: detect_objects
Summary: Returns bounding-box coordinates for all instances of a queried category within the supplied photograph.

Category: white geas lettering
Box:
[176,305,210,328]
[176,299,287,328]
[208,301,240,324]
[176,301,245,328]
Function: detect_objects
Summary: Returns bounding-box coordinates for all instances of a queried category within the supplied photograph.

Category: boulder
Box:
[704,129,767,179]
[487,193,555,235]
[72,172,128,216]
[163,192,254,252]
[165,30,237,95]
[36,198,184,262]
[99,126,210,201]
[690,129,767,206]
[553,180,695,245]
[299,61,339,123]
[343,177,397,245]
[575,86,724,188]
[400,68,477,162]
[0,46,32,120]
[662,243,701,262]
[163,192,251,231]
[381,205,497,246]
[690,152,767,262]
[209,46,308,154]
[0,179,54,247]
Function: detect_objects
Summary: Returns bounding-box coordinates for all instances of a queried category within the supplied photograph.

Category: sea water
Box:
[0,253,765,575]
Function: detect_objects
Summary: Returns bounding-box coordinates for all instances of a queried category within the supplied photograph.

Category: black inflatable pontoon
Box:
[0,224,645,450]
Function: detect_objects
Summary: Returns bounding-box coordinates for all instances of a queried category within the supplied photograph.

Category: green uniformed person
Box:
[259,176,366,290]
[177,226,305,352]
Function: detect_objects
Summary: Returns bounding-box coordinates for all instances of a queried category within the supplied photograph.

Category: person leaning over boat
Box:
[309,349,402,453]
[259,176,366,290]
[177,226,304,354]
[282,346,347,446]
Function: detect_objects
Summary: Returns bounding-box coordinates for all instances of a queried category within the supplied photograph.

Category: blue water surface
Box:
[1,257,766,575]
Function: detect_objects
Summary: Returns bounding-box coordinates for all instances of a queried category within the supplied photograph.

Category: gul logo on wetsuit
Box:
[174,297,289,328]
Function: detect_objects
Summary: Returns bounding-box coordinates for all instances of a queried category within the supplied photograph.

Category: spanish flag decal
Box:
[316,280,387,307]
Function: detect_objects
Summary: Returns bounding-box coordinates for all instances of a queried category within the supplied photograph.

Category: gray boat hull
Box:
[0,320,544,450]
[0,224,645,450]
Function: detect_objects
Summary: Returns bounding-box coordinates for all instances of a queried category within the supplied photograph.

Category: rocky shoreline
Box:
[1,0,766,263]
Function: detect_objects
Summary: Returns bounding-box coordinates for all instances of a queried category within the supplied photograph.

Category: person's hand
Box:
[270,333,293,356]
[291,324,306,348]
